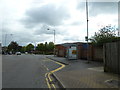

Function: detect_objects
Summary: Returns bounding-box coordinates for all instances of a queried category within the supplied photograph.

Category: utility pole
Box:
[4,34,13,54]
[86,0,89,63]
[118,1,120,37]
[53,30,55,57]
[5,34,7,47]
[53,30,55,45]
[5,34,13,46]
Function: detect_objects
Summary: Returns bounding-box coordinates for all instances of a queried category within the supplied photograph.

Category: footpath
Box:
[47,55,119,88]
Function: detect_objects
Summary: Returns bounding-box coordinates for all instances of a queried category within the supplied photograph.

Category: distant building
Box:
[55,42,89,59]
[55,42,103,61]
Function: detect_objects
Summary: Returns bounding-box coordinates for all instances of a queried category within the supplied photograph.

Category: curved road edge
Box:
[46,57,66,88]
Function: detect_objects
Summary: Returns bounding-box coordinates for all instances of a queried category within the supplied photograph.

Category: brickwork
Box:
[55,42,103,62]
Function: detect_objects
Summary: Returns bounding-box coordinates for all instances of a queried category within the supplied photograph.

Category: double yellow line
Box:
[45,58,65,89]
[45,73,51,88]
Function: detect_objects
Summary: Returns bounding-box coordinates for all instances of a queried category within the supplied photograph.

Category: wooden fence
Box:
[103,41,120,74]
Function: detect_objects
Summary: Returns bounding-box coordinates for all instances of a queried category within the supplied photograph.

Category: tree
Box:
[36,43,44,51]
[36,43,46,54]
[35,42,54,54]
[48,42,54,51]
[8,41,19,53]
[26,43,34,53]
[21,46,26,53]
[90,25,119,46]
[18,46,22,52]
[44,42,48,53]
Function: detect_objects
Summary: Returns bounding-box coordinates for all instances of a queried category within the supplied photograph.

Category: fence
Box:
[56,43,104,62]
[92,46,103,61]
[103,41,120,74]
[78,44,103,61]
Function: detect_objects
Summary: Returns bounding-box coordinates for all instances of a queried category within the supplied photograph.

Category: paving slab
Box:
[47,55,120,88]
[46,55,69,65]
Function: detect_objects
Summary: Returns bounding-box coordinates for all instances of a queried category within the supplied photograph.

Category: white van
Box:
[16,52,21,55]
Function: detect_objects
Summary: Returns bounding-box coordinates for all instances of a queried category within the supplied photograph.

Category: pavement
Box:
[47,55,120,88]
[47,55,69,65]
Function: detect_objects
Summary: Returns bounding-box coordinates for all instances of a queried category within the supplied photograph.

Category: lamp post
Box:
[4,34,13,46]
[86,0,89,63]
[4,34,13,54]
[47,28,55,56]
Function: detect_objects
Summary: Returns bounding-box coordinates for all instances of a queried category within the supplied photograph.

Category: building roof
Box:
[56,42,91,47]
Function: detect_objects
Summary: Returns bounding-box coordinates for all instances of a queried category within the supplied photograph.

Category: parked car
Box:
[16,52,21,55]
[25,52,28,54]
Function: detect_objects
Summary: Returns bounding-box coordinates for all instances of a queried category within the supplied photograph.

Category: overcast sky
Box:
[1,0,119,46]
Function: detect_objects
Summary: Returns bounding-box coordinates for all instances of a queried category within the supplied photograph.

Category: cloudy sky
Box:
[1,0,119,46]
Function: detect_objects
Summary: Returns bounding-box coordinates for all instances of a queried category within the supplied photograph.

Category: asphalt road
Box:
[2,54,60,88]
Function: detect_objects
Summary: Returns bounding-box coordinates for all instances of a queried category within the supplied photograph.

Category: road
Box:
[2,54,61,88]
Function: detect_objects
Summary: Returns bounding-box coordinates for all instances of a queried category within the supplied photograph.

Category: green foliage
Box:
[36,42,54,54]
[18,46,22,52]
[36,43,45,51]
[48,42,54,51]
[21,46,26,53]
[44,42,48,52]
[7,41,54,54]
[8,41,19,53]
[90,25,119,46]
[26,43,34,53]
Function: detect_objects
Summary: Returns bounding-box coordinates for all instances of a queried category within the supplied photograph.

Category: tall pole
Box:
[86,0,89,63]
[4,34,13,54]
[86,0,88,39]
[53,30,55,45]
[4,34,13,46]
[53,30,55,57]
[5,34,7,47]
[118,1,120,37]
[4,34,7,54]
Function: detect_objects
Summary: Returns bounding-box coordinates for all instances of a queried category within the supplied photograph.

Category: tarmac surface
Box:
[2,55,62,88]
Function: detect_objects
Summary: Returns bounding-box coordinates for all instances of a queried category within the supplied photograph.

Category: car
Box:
[16,52,21,55]
[25,52,28,54]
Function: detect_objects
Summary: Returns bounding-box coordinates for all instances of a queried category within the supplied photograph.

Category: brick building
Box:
[55,42,103,61]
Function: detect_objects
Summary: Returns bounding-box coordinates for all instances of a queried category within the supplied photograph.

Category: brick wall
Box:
[88,45,103,61]
[56,43,103,62]
[93,47,103,61]
[55,45,66,57]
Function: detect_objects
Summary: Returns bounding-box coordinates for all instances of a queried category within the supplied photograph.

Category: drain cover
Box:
[105,79,120,88]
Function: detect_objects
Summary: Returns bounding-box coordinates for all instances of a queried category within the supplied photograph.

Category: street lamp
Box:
[47,28,55,56]
[4,34,13,46]
[4,34,13,54]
